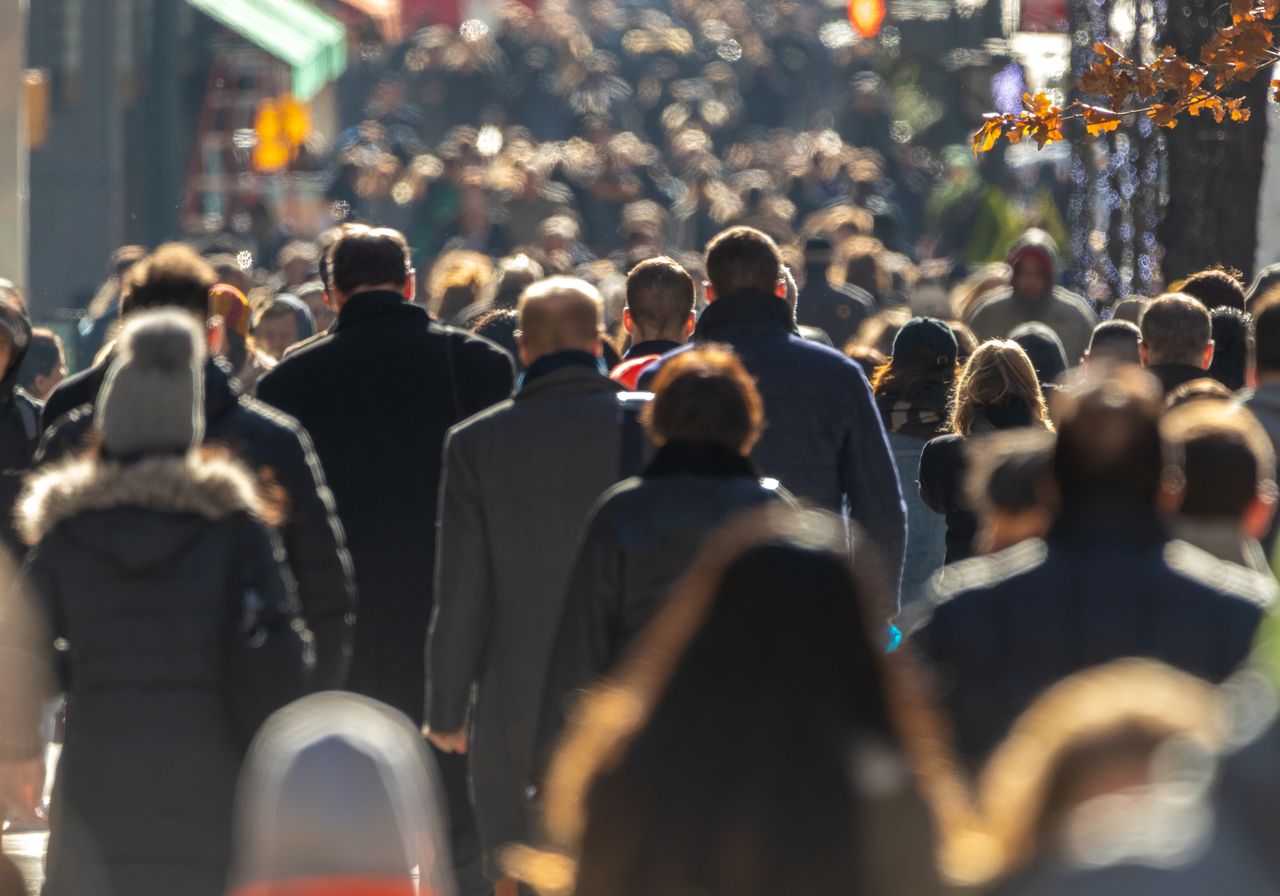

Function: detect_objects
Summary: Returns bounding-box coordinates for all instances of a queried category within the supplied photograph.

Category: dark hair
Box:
[643,346,764,453]
[1087,320,1141,365]
[1207,307,1253,391]
[1110,296,1149,324]
[1139,294,1212,366]
[1009,322,1068,388]
[18,328,63,391]
[328,226,411,295]
[626,257,695,333]
[541,508,949,896]
[1163,400,1275,520]
[468,307,520,369]
[1255,293,1280,373]
[1179,268,1246,312]
[120,243,217,318]
[964,428,1056,518]
[1053,367,1165,508]
[704,226,782,298]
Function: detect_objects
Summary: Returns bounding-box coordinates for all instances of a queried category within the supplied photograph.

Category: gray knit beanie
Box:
[97,309,206,457]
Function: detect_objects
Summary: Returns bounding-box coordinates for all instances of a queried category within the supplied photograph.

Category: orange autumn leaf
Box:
[1080,104,1124,134]
[973,115,1004,155]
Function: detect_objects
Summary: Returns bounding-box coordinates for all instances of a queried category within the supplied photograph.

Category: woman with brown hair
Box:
[523,507,964,896]
[537,345,793,755]
[918,340,1053,564]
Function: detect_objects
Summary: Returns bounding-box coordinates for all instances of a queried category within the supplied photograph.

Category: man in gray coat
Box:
[425,277,648,875]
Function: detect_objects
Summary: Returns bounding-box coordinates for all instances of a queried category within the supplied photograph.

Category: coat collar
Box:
[695,290,796,339]
[1050,502,1167,544]
[515,359,621,400]
[643,440,758,479]
[625,339,682,361]
[333,290,426,331]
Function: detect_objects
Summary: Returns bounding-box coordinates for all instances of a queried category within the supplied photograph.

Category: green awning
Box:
[185,0,347,102]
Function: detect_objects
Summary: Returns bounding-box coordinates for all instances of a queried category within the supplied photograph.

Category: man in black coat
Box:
[425,277,648,876]
[0,302,42,554]
[256,227,513,894]
[1139,293,1215,397]
[37,245,357,689]
[796,235,875,348]
[640,226,906,598]
[907,368,1275,773]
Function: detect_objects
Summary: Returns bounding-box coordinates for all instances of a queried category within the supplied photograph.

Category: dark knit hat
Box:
[97,309,206,457]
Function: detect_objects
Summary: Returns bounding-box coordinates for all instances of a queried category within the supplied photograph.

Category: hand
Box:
[0,758,46,821]
[423,726,469,754]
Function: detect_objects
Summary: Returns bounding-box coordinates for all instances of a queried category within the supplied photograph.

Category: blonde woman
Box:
[917,340,1052,563]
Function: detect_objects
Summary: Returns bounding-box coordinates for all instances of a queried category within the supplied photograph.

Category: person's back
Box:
[18,311,310,896]
[640,227,905,594]
[966,229,1096,362]
[426,277,644,871]
[796,235,875,348]
[909,368,1273,771]
[257,226,513,719]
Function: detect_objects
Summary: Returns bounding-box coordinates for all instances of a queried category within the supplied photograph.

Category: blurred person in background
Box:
[293,281,335,335]
[640,226,907,601]
[540,346,792,754]
[918,341,1053,566]
[427,250,494,324]
[1161,400,1275,575]
[17,328,67,401]
[1178,268,1247,313]
[964,427,1057,557]
[1010,322,1068,397]
[426,278,649,884]
[1206,307,1254,392]
[258,226,514,895]
[252,295,317,361]
[1166,378,1236,409]
[227,693,455,896]
[1083,319,1142,367]
[609,256,695,390]
[1111,296,1150,324]
[530,508,950,896]
[872,317,959,603]
[1243,294,1280,555]
[209,284,277,395]
[1139,294,1215,397]
[796,235,875,348]
[0,302,41,553]
[16,310,312,896]
[909,367,1274,772]
[76,245,146,369]
[967,230,1097,363]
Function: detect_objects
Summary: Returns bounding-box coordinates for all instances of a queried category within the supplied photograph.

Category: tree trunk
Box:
[1159,0,1270,283]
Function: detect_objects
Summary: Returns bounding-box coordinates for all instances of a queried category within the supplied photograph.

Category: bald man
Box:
[425,277,650,877]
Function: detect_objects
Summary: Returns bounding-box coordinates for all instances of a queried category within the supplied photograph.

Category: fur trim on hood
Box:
[17,453,261,546]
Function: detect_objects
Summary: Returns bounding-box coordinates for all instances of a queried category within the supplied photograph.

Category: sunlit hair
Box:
[642,345,764,453]
[513,507,978,895]
[427,250,494,320]
[970,659,1223,884]
[948,341,1052,437]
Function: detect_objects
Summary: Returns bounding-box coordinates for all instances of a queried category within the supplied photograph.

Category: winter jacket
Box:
[639,290,906,599]
[18,454,312,896]
[0,303,41,554]
[538,440,792,756]
[918,404,1041,564]
[796,269,876,349]
[906,504,1274,771]
[426,356,650,867]
[610,339,683,390]
[965,232,1097,362]
[37,358,356,689]
[257,290,514,723]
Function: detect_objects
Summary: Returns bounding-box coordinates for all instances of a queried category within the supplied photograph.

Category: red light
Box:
[849,0,886,38]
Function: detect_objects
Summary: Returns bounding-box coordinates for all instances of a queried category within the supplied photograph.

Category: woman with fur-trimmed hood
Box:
[15,309,313,896]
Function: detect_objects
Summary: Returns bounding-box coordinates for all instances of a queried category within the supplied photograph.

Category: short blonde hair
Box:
[517,277,603,357]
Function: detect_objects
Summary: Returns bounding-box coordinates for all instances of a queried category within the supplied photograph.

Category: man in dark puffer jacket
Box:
[907,367,1275,773]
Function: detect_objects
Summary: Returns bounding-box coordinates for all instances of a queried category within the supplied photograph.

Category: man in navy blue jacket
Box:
[641,226,906,599]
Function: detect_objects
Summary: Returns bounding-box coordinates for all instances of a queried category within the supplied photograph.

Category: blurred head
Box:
[624,257,696,344]
[484,254,545,310]
[1110,296,1149,324]
[228,692,454,896]
[17,328,66,400]
[1139,294,1214,369]
[1178,268,1246,313]
[872,317,958,401]
[1162,400,1276,537]
[121,243,218,319]
[467,307,520,370]
[427,250,493,322]
[949,341,1051,437]
[517,277,603,366]
[537,508,942,896]
[253,296,316,360]
[977,660,1223,881]
[0,303,31,384]
[208,254,251,295]
[1166,377,1235,409]
[965,427,1057,555]
[1007,231,1058,302]
[278,241,321,289]
[1052,367,1165,511]
[642,346,764,455]
[1206,306,1254,391]
[704,226,783,301]
[1246,263,1280,309]
[1009,322,1068,389]
[1085,320,1141,367]
[294,281,334,333]
[327,226,415,309]
[96,309,206,458]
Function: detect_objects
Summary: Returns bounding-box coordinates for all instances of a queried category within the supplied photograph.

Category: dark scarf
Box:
[643,440,758,479]
[877,384,951,439]
[520,350,605,388]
